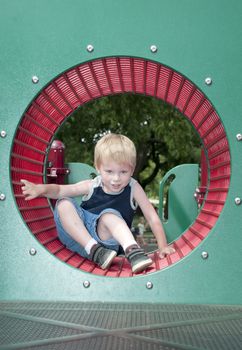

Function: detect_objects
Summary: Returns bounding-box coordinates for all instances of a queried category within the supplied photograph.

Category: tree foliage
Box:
[56,94,201,197]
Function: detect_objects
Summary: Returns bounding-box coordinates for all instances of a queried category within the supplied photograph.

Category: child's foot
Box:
[125,245,153,273]
[90,244,117,269]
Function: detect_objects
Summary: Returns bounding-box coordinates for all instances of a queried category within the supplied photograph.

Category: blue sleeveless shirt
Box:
[81,176,138,228]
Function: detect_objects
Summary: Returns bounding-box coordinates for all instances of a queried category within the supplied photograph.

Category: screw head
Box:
[146,281,153,289]
[32,76,39,84]
[83,280,90,288]
[0,193,6,201]
[29,248,37,256]
[205,77,212,85]
[234,197,241,205]
[0,130,7,138]
[150,45,158,53]
[86,44,94,52]
[236,133,242,141]
[201,251,209,259]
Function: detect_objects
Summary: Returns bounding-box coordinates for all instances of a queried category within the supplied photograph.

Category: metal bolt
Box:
[146,281,153,289]
[234,197,241,205]
[83,280,90,288]
[0,130,7,138]
[150,45,158,53]
[236,133,242,141]
[86,44,94,53]
[201,251,209,259]
[29,248,37,256]
[32,76,39,84]
[0,193,6,201]
[205,77,212,85]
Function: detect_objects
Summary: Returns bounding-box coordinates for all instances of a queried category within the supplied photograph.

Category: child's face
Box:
[97,160,134,193]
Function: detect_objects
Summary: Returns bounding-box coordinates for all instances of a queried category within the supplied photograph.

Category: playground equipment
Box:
[159,163,200,243]
[1,0,242,305]
[1,1,242,348]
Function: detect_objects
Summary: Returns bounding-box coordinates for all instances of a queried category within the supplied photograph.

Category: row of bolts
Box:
[28,45,215,86]
[1,44,242,288]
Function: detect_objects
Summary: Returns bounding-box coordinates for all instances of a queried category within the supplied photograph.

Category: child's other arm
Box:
[21,179,92,200]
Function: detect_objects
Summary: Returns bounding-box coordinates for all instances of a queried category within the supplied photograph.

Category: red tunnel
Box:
[11,57,230,277]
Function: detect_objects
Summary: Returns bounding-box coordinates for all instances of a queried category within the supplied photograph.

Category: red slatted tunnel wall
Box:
[11,57,231,277]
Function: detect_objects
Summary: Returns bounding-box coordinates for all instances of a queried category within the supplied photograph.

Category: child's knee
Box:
[99,212,124,228]
[56,198,74,215]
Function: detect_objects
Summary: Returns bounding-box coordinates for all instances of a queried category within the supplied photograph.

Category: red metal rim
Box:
[11,57,230,277]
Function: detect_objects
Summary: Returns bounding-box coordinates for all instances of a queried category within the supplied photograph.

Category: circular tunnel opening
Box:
[11,57,231,277]
[55,93,202,247]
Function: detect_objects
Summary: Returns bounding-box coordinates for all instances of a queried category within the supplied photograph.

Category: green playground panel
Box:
[66,162,97,204]
[159,164,199,243]
[0,0,241,305]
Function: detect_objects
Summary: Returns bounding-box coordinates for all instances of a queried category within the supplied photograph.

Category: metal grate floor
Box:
[0,302,241,350]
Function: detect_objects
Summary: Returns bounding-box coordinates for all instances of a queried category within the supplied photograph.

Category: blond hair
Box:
[94,133,136,170]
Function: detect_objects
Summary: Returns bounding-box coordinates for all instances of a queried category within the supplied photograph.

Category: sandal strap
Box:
[126,248,145,259]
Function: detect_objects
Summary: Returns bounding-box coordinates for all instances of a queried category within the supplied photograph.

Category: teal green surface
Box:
[0,0,242,304]
[65,162,97,204]
[159,164,199,243]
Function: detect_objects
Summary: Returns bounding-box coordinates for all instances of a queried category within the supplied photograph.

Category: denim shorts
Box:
[54,197,121,258]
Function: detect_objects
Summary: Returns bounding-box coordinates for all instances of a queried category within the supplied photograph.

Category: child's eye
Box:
[121,170,128,174]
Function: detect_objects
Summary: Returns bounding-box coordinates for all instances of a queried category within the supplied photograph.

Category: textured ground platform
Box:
[0,302,241,350]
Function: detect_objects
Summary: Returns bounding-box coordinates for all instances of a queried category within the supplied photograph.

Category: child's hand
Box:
[21,179,40,200]
[159,245,175,259]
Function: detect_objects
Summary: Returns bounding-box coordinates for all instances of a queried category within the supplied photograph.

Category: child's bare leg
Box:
[97,213,152,273]
[97,212,137,250]
[57,199,92,247]
[56,200,117,269]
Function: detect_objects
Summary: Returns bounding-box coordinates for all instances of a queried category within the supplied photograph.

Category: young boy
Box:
[21,133,175,273]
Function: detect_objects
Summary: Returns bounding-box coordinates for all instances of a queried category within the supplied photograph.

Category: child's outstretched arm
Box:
[133,182,175,258]
[21,179,92,200]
